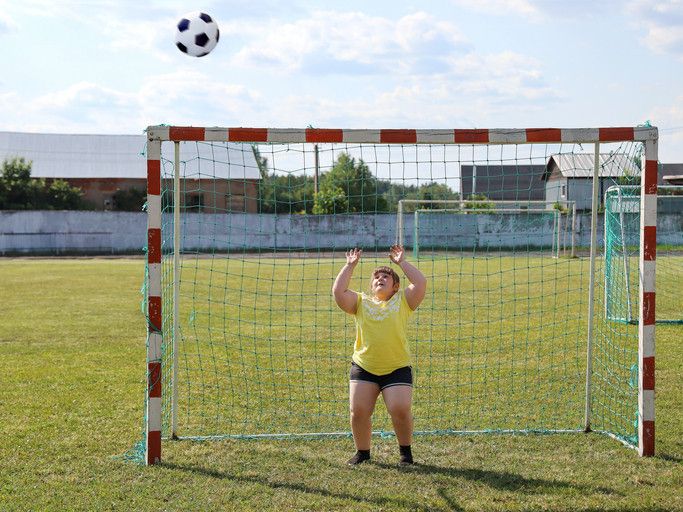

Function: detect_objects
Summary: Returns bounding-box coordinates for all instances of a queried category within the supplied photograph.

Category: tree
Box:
[416,182,459,207]
[377,181,419,212]
[0,157,85,210]
[254,145,316,214]
[0,157,44,209]
[113,187,146,211]
[252,145,269,180]
[617,152,642,186]
[464,193,494,210]
[377,181,458,212]
[46,179,85,210]
[260,173,315,213]
[312,184,348,214]
[315,153,388,214]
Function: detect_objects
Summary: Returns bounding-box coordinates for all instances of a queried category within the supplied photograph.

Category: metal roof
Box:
[460,164,546,200]
[0,131,260,180]
[543,153,639,180]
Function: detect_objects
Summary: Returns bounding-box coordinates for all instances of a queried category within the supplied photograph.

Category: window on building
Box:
[184,193,204,212]
[560,184,566,198]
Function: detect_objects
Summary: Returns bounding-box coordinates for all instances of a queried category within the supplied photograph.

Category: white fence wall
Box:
[0,211,146,254]
[0,210,680,255]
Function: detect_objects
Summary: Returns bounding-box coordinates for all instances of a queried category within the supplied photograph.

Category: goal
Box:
[136,126,658,465]
[605,185,682,324]
[397,199,576,259]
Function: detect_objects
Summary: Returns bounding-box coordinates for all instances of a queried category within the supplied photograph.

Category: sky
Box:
[1,0,682,162]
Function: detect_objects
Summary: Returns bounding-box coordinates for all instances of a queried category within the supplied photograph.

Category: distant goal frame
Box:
[143,125,658,465]
[604,184,682,325]
[396,199,577,259]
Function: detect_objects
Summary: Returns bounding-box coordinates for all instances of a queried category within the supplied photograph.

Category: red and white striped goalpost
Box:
[639,136,658,457]
[144,126,658,465]
[145,136,163,465]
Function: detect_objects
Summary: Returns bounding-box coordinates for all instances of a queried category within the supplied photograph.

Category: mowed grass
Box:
[0,257,681,512]
[168,254,592,439]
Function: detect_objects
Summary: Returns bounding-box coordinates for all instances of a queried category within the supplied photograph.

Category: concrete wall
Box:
[0,210,146,254]
[0,210,680,255]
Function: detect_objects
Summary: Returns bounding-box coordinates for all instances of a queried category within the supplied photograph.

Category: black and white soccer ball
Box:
[175,12,219,57]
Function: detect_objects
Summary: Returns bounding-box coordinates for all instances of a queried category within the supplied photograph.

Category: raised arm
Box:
[389,245,426,311]
[332,248,361,314]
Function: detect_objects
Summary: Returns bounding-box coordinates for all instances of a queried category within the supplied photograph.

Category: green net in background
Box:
[605,185,683,324]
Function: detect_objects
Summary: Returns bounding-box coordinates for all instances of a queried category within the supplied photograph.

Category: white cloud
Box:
[99,15,176,62]
[649,95,683,162]
[446,51,558,103]
[0,71,263,134]
[262,72,558,131]
[0,9,17,33]
[137,69,261,119]
[0,5,560,135]
[231,10,469,75]
[628,0,683,59]
[0,0,217,60]
[451,0,540,20]
[0,54,560,135]
[452,0,631,22]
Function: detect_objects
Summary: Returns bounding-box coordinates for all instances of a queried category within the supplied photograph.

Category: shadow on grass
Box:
[374,462,620,496]
[162,461,455,512]
[658,452,683,464]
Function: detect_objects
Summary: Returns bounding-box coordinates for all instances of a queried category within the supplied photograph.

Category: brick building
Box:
[0,131,260,212]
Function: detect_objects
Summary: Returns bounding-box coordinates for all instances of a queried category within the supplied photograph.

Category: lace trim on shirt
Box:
[360,291,401,321]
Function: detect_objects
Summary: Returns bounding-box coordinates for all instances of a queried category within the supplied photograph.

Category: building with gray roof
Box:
[0,131,260,211]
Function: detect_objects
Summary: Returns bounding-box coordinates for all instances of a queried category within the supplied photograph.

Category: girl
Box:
[332,245,426,465]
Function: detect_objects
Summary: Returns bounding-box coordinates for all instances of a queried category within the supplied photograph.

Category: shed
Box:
[542,153,638,210]
[661,163,683,185]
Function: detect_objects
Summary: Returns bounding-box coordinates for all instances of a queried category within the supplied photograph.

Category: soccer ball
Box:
[175,12,220,57]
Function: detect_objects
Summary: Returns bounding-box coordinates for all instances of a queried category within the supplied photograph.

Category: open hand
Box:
[346,248,362,266]
[389,244,405,265]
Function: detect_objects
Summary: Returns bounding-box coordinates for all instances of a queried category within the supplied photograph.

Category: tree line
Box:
[255,149,459,214]
[0,158,85,210]
[1,152,464,212]
[0,157,149,211]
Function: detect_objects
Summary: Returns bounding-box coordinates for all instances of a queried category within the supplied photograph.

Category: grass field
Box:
[1,257,681,511]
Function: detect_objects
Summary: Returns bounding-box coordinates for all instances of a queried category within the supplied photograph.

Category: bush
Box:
[464,194,494,211]
[0,157,85,210]
[113,188,146,211]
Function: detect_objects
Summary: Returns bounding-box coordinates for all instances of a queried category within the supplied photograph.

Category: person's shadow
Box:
[163,455,620,512]
[163,460,446,511]
[374,461,618,494]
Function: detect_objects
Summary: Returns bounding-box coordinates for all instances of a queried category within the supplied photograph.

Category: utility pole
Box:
[314,144,319,194]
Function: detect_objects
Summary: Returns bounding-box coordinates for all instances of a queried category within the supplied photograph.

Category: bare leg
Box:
[382,385,413,446]
[349,380,380,450]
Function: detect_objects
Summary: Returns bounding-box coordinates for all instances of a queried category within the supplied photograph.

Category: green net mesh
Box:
[605,185,683,324]
[129,137,670,461]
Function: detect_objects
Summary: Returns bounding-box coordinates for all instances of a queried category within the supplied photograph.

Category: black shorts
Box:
[350,361,413,390]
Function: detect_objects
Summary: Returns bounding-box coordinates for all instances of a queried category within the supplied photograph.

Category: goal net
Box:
[398,200,575,260]
[605,185,682,324]
[133,126,658,465]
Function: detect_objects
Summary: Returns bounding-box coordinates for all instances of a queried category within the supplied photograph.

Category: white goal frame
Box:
[397,199,576,259]
[143,125,658,465]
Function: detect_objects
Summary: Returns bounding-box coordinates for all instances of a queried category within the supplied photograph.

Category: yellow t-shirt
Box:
[352,289,413,375]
